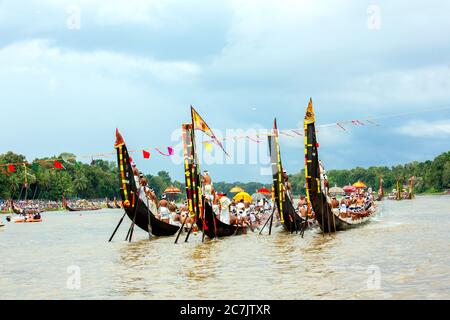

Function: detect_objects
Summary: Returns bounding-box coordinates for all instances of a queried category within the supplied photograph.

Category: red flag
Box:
[54,160,64,169]
[142,150,151,159]
[7,164,15,173]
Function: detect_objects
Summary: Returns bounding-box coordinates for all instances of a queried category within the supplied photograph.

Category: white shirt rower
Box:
[219,196,231,225]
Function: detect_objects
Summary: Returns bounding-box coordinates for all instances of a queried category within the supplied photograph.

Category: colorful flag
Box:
[191,106,228,156]
[155,147,174,157]
[54,160,64,169]
[142,150,151,159]
[204,142,213,153]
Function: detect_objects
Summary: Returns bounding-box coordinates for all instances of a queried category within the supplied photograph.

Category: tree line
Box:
[1,150,448,201]
[289,150,450,195]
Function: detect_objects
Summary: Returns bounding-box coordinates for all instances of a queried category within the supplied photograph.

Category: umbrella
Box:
[257,188,271,195]
[164,186,182,194]
[233,192,252,203]
[343,185,357,193]
[230,186,244,193]
[352,181,367,189]
[329,185,345,195]
[251,193,267,202]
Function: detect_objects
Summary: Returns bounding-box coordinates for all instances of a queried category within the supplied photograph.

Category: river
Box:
[0,195,449,300]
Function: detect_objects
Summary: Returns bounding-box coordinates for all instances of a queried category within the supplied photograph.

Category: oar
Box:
[145,197,153,240]
[108,211,127,242]
[174,218,187,244]
[268,208,275,236]
[259,208,275,234]
[184,222,194,242]
[126,193,140,242]
[259,207,276,235]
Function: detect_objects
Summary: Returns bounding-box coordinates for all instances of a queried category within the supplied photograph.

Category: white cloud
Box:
[396,120,450,138]
[330,65,450,107]
[33,0,166,26]
[0,39,201,83]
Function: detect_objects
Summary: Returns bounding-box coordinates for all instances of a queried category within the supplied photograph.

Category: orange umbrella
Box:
[164,186,182,194]
[352,181,367,189]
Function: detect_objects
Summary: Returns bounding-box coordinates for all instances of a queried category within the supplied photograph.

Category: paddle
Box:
[126,193,141,243]
[145,196,153,240]
[108,212,127,242]
[259,206,276,235]
[184,223,194,243]
[174,218,186,244]
[268,209,275,235]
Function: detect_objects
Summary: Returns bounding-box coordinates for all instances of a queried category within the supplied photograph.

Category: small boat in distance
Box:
[62,196,102,212]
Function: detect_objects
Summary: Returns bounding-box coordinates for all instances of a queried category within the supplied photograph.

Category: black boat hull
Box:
[66,205,101,212]
[196,201,241,239]
[123,198,180,237]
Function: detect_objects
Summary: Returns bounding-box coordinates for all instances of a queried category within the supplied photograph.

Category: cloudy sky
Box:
[1,0,449,182]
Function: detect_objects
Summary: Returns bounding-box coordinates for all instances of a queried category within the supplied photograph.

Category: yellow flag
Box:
[204,142,213,153]
[191,106,229,156]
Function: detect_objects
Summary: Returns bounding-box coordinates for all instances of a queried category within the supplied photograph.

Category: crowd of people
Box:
[0,198,113,213]
[132,164,276,230]
[0,199,61,212]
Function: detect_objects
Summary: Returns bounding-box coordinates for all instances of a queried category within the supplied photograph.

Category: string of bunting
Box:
[0,117,379,173]
[79,117,380,160]
[0,158,71,173]
[2,106,448,169]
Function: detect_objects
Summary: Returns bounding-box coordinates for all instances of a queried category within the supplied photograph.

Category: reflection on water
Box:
[0,195,449,300]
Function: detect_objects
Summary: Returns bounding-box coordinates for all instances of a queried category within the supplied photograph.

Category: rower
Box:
[234,199,247,226]
[282,169,293,201]
[158,195,170,223]
[168,202,180,225]
[331,196,339,209]
[297,195,308,218]
[131,162,140,188]
[180,201,191,228]
[201,170,214,203]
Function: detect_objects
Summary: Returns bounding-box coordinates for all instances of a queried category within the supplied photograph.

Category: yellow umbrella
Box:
[233,192,252,203]
[353,181,367,189]
[230,186,244,193]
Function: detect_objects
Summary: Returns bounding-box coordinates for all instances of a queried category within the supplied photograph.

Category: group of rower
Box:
[132,162,193,228]
[133,160,375,229]
[331,191,375,219]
